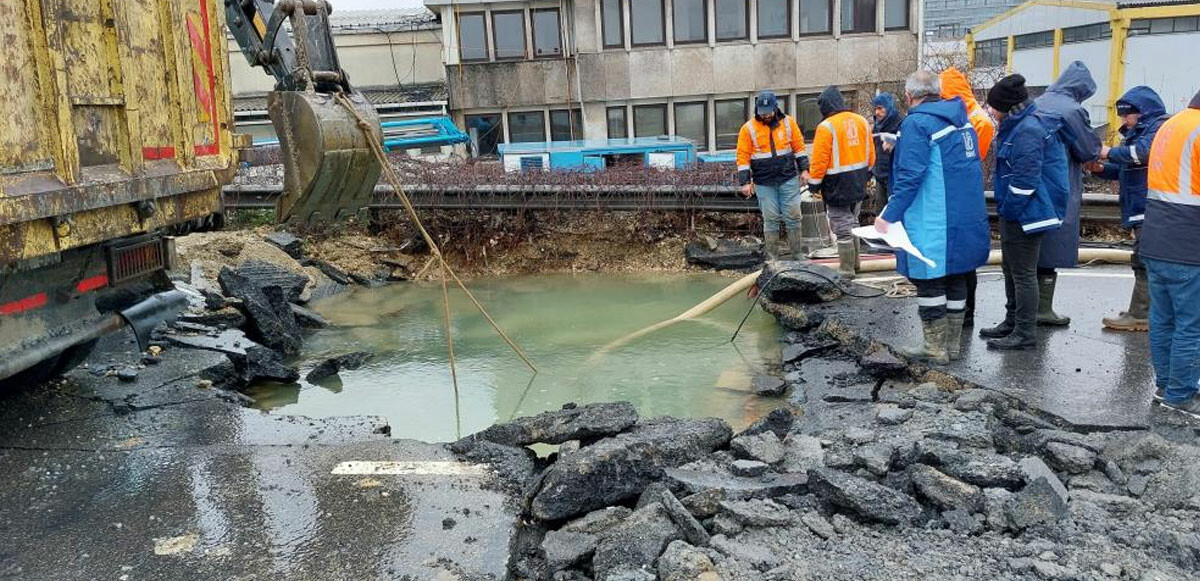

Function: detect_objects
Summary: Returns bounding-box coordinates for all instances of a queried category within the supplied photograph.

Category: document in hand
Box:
[851,223,937,269]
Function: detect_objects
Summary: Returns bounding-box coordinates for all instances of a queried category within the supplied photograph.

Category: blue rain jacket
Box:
[1035,62,1103,268]
[871,93,903,180]
[881,97,990,280]
[993,102,1070,235]
[1096,86,1170,228]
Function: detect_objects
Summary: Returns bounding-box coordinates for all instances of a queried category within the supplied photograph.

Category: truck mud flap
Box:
[119,289,188,351]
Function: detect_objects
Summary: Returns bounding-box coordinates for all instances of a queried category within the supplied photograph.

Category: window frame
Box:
[491,10,528,61]
[549,108,583,141]
[464,113,505,156]
[714,97,748,151]
[1062,21,1111,43]
[798,0,834,37]
[973,37,1007,68]
[714,0,750,42]
[794,93,823,141]
[673,101,710,151]
[756,0,792,40]
[531,8,563,59]
[601,0,626,48]
[457,12,490,63]
[507,110,548,143]
[607,106,629,139]
[884,0,909,31]
[840,0,878,35]
[633,103,669,138]
[1013,30,1054,50]
[673,0,710,45]
[630,0,667,47]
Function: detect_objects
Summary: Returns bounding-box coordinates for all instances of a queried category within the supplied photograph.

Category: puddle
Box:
[245,272,784,441]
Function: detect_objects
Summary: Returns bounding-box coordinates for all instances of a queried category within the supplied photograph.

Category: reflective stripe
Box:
[820,120,840,169]
[808,178,823,184]
[751,153,776,159]
[1130,147,1140,165]
[737,164,750,171]
[1150,189,1200,205]
[1128,214,1145,222]
[785,117,793,143]
[745,121,758,143]
[930,123,973,142]
[1022,218,1062,232]
[825,161,870,175]
[1009,185,1034,196]
[947,300,967,310]
[917,296,947,307]
[1181,125,1200,196]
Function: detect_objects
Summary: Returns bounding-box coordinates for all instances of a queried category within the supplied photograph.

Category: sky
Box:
[333,0,426,10]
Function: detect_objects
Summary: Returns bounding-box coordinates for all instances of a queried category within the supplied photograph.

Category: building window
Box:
[799,0,832,35]
[607,106,629,138]
[758,0,791,39]
[841,0,876,34]
[550,109,583,141]
[973,38,1007,67]
[532,9,563,57]
[602,0,625,47]
[631,0,666,46]
[492,11,527,60]
[674,102,709,150]
[633,104,668,137]
[1129,16,1200,37]
[884,0,908,31]
[1062,22,1111,43]
[1013,30,1054,50]
[714,98,747,150]
[715,0,749,41]
[458,13,488,62]
[465,113,503,156]
[673,0,708,44]
[508,111,546,142]
[795,93,822,140]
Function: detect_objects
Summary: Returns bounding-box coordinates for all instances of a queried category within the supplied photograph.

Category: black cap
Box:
[987,74,1029,114]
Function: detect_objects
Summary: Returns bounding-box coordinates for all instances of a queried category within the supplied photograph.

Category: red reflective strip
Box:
[76,274,109,293]
[0,293,48,316]
[142,146,177,160]
[194,143,219,156]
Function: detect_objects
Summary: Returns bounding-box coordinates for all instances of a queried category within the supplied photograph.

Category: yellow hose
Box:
[593,247,1133,357]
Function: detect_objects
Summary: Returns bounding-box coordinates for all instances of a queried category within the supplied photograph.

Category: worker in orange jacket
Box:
[736,91,809,260]
[940,67,996,326]
[807,86,874,279]
[1141,88,1200,416]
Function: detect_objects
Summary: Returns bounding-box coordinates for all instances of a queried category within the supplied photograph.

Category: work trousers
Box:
[827,202,861,241]
[912,275,969,321]
[1131,225,1145,273]
[964,271,978,321]
[1146,257,1200,404]
[756,177,802,234]
[875,178,890,213]
[999,218,1045,335]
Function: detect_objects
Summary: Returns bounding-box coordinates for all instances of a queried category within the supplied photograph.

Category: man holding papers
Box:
[873,71,990,364]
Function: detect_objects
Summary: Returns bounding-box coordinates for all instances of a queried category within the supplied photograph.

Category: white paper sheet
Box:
[851,222,937,269]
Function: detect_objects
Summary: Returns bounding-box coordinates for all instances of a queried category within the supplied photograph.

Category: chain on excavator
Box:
[225,0,383,225]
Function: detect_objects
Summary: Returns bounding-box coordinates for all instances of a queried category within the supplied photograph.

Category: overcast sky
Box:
[333,0,426,10]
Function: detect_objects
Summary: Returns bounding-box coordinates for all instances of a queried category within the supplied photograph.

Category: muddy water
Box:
[245,273,784,442]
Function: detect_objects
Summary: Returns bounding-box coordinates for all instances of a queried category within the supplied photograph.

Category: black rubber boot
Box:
[1036,272,1071,327]
[986,325,1036,350]
[979,318,1014,339]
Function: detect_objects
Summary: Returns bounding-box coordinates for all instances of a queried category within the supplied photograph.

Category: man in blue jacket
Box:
[874,71,990,363]
[871,93,904,213]
[1033,62,1104,327]
[1091,86,1170,332]
[979,74,1071,350]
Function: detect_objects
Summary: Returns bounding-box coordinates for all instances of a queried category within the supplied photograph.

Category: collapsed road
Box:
[1,229,1197,580]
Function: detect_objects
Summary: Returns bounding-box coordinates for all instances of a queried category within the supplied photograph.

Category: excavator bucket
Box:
[268,90,383,225]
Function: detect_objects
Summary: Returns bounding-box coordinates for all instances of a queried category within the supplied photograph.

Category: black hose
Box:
[729,266,886,343]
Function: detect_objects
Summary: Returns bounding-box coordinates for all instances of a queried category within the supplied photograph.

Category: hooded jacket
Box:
[880,97,990,280]
[808,87,874,206]
[1140,88,1200,266]
[871,93,903,180]
[1096,86,1170,228]
[993,102,1071,234]
[939,68,995,159]
[1034,61,1103,268]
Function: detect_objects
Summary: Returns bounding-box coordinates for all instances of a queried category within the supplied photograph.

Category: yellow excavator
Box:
[0,0,381,385]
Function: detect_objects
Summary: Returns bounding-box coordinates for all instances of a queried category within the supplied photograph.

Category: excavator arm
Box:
[225,0,382,225]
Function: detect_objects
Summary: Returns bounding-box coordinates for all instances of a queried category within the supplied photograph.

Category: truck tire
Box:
[0,340,98,391]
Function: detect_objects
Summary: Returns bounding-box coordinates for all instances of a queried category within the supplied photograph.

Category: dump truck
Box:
[0,0,381,385]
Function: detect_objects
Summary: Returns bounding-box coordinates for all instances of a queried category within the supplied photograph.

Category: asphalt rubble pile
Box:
[448,262,1200,581]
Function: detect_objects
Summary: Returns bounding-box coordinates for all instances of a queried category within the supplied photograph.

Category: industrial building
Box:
[967,0,1200,134]
[924,0,1025,40]
[423,0,919,154]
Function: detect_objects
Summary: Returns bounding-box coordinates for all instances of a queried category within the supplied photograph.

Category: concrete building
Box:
[424,0,919,154]
[924,0,1024,40]
[227,8,448,142]
[967,0,1200,134]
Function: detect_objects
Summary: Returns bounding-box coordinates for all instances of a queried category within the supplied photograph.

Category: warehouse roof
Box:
[232,82,448,113]
[329,8,439,33]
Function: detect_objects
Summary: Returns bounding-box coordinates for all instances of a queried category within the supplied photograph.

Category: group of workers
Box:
[735,62,1200,416]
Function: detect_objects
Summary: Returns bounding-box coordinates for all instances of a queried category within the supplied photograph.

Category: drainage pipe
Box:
[595,247,1132,355]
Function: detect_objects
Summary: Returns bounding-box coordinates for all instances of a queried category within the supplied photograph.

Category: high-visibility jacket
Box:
[735,113,807,187]
[1140,96,1200,266]
[808,111,875,206]
[939,67,995,159]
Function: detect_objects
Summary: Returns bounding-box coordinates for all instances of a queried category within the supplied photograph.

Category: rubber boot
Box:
[1036,272,1071,327]
[763,231,782,261]
[1102,270,1150,331]
[787,228,808,262]
[986,325,1037,350]
[946,312,966,361]
[900,317,950,364]
[837,240,857,280]
[979,317,1014,339]
[852,237,862,271]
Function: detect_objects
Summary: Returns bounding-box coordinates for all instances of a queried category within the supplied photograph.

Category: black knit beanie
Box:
[987,74,1029,113]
